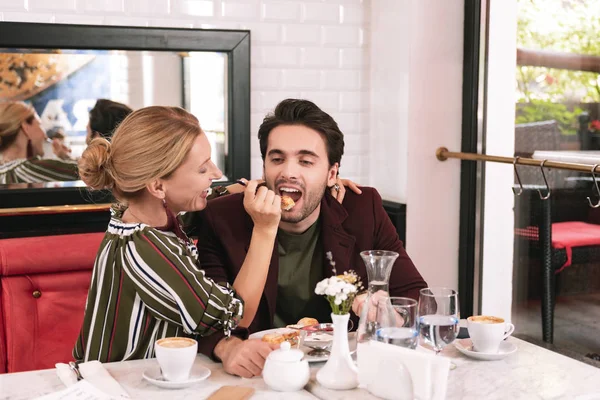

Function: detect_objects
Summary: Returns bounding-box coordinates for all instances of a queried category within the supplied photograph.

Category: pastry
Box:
[287,317,319,330]
[297,317,318,327]
[281,195,295,211]
[261,330,299,346]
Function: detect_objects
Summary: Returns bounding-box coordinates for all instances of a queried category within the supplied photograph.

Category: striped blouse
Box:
[73,205,244,363]
[0,156,79,184]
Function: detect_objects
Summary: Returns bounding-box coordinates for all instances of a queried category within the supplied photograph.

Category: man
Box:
[86,99,133,145]
[195,99,426,378]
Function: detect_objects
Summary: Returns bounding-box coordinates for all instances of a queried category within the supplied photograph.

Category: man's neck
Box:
[279,204,321,234]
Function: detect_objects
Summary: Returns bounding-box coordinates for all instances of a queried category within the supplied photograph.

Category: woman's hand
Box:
[330,177,362,204]
[242,179,281,235]
[227,178,265,195]
[51,139,72,160]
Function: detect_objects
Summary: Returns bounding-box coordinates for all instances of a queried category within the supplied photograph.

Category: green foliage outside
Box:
[517,0,600,134]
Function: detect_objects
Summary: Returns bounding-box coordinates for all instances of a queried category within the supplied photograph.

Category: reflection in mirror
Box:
[0,49,227,185]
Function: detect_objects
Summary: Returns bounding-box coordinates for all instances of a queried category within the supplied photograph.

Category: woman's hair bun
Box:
[77,138,114,190]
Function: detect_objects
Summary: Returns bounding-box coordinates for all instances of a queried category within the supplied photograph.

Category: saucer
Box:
[454,338,517,361]
[142,364,211,389]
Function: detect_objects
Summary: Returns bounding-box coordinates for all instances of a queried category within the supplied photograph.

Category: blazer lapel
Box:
[320,193,356,278]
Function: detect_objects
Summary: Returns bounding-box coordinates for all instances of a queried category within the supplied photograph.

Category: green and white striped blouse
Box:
[0,156,79,184]
[73,205,243,363]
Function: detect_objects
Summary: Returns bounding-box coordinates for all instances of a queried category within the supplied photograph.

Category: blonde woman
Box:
[74,106,282,363]
[0,101,76,184]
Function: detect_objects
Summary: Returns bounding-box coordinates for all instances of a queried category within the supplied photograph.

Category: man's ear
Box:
[146,179,166,200]
[327,163,339,187]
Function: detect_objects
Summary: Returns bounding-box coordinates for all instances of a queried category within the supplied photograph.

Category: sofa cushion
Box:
[0,233,104,277]
[0,232,104,373]
[0,286,5,374]
[2,271,92,372]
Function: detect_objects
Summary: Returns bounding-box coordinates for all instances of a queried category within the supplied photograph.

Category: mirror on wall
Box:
[1,49,227,173]
[0,22,250,208]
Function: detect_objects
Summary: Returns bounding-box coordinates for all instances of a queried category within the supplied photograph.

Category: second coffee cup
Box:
[467,316,514,354]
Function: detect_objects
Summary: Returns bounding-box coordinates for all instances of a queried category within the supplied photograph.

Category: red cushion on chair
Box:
[552,221,600,272]
[0,288,6,374]
[0,232,104,373]
[2,271,92,372]
[0,233,103,277]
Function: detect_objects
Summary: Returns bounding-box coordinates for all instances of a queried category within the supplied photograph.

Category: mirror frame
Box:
[0,21,250,208]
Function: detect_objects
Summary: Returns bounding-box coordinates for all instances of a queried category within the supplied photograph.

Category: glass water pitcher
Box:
[356,250,399,342]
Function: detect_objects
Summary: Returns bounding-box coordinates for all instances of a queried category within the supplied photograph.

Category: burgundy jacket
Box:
[194,187,427,358]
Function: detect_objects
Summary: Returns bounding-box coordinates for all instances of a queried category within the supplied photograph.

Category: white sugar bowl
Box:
[263,341,310,392]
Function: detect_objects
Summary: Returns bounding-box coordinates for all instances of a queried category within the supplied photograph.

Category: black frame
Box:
[0,22,250,208]
[458,0,488,317]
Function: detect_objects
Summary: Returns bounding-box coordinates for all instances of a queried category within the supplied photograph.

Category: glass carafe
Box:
[356,250,399,343]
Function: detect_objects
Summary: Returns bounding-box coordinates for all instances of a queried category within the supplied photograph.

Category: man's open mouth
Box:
[279,187,302,207]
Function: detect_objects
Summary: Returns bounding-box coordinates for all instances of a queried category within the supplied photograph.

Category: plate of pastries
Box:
[249,317,356,363]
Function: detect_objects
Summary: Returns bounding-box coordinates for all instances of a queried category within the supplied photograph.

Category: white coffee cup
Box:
[467,316,515,354]
[155,337,197,382]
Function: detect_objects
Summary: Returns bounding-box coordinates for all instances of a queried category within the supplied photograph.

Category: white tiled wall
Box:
[0,0,370,182]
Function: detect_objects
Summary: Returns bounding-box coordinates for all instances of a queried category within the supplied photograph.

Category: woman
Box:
[74,106,282,362]
[0,101,77,184]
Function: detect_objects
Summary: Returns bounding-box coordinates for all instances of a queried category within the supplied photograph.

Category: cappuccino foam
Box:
[156,337,196,348]
[468,315,504,324]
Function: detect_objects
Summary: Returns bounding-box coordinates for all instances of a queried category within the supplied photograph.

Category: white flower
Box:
[315,280,328,295]
[334,297,342,305]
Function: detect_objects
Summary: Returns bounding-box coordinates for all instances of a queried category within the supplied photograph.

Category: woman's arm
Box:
[232,180,281,327]
[123,227,244,337]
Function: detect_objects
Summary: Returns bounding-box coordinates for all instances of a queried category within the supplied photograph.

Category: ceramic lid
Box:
[267,341,304,363]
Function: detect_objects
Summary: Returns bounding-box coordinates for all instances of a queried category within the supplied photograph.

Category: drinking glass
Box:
[375,297,418,349]
[418,288,459,355]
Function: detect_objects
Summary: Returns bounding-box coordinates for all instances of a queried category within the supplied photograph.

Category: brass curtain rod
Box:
[0,203,111,217]
[436,147,600,173]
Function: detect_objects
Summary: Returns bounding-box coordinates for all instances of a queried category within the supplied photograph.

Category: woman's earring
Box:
[26,139,33,158]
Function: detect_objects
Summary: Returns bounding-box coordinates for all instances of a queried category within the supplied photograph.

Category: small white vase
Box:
[316,313,359,390]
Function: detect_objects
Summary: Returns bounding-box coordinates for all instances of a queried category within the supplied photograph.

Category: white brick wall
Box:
[0,0,370,182]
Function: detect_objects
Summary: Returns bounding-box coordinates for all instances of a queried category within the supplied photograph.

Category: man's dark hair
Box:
[89,99,133,140]
[258,99,344,167]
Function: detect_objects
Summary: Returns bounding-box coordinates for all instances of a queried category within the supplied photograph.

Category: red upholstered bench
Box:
[0,232,104,373]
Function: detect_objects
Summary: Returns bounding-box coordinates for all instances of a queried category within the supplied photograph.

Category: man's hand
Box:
[352,290,388,319]
[215,337,279,378]
[51,138,72,160]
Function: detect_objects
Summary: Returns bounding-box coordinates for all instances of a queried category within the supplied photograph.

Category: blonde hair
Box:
[0,102,36,151]
[78,106,202,202]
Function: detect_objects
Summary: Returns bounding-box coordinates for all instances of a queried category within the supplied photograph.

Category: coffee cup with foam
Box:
[155,337,198,382]
[467,316,515,354]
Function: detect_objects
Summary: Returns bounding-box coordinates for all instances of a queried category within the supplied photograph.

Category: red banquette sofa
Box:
[0,232,104,373]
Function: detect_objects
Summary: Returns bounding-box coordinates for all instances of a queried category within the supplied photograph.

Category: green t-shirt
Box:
[273,218,331,328]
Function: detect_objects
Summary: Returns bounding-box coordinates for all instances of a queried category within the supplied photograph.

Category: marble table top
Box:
[2,337,600,399]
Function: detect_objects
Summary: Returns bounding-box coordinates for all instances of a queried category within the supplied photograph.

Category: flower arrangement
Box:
[590,119,600,133]
[314,252,364,315]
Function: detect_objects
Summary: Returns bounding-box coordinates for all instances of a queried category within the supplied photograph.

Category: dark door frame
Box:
[459,0,489,317]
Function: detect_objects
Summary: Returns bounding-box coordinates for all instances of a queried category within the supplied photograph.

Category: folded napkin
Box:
[55,360,130,399]
[357,341,449,400]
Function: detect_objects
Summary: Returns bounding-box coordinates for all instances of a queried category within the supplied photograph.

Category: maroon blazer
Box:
[194,187,427,358]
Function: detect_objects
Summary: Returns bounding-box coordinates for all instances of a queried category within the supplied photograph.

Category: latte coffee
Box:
[155,337,198,382]
[468,316,504,324]
[467,315,515,354]
[156,337,196,348]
